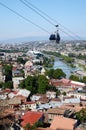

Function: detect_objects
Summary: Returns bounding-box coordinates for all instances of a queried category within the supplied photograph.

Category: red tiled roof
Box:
[49,78,85,88]
[49,79,71,87]
[61,78,70,84]
[21,111,44,127]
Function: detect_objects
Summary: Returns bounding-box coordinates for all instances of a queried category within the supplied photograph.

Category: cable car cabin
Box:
[56,32,60,43]
[49,33,60,43]
[49,34,56,40]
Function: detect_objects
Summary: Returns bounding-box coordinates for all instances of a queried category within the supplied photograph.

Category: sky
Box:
[0,0,86,42]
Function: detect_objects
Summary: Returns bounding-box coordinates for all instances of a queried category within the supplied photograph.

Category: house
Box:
[21,111,44,128]
[60,104,85,113]
[0,108,14,129]
[37,103,51,112]
[49,78,85,92]
[0,88,11,100]
[50,116,77,130]
[20,101,37,111]
[31,94,43,101]
[46,91,56,99]
[0,91,7,100]
[14,95,27,103]
[38,95,49,104]
[62,96,80,104]
[8,92,17,99]
[0,100,9,107]
[70,80,85,89]
[16,89,30,98]
[24,60,33,78]
[49,79,63,87]
[49,98,62,108]
[47,107,66,123]
[67,92,86,101]
[8,97,22,108]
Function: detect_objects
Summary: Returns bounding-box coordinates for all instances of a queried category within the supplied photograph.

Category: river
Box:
[53,58,77,78]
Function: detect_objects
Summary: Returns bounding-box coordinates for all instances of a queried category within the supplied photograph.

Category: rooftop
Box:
[21,111,44,127]
[50,116,77,130]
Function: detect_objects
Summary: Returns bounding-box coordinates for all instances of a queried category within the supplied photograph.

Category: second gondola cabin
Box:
[49,25,60,43]
[49,32,60,43]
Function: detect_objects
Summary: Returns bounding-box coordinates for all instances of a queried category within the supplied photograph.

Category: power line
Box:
[20,0,55,26]
[22,0,81,40]
[0,1,50,34]
[19,0,74,40]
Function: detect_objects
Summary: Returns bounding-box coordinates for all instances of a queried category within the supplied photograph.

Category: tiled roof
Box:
[9,97,21,105]
[47,108,66,115]
[0,100,9,107]
[0,118,13,125]
[61,78,70,84]
[14,95,26,99]
[0,108,14,118]
[24,101,36,105]
[49,79,71,87]
[49,78,85,88]
[21,111,44,127]
[38,96,49,104]
[50,116,76,130]
[51,98,61,102]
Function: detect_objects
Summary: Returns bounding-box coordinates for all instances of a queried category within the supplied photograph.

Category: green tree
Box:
[25,75,38,94]
[47,85,57,91]
[0,82,4,88]
[46,69,54,79]
[82,76,86,83]
[62,91,66,96]
[53,68,66,79]
[4,65,12,82]
[25,75,33,87]
[24,123,37,130]
[24,123,31,130]
[56,89,61,97]
[43,56,54,68]
[46,68,66,79]
[19,75,38,94]
[69,75,79,81]
[17,57,26,64]
[76,108,86,123]
[19,80,25,89]
[4,81,13,89]
[38,75,49,94]
[61,55,73,63]
[26,85,33,92]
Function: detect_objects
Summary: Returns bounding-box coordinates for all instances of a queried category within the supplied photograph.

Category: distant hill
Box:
[0,36,48,44]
